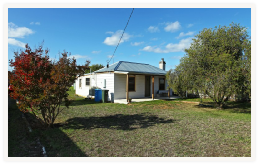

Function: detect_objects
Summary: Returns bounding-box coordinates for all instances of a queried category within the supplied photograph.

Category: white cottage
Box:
[75,58,171,103]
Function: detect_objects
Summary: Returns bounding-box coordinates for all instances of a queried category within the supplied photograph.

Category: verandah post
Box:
[126,74,129,102]
[152,76,154,100]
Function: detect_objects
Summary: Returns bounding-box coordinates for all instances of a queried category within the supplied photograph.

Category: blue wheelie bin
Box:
[95,89,102,102]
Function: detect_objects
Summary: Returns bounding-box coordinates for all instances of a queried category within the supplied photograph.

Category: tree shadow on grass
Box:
[160,99,178,101]
[8,96,88,157]
[60,113,177,131]
[194,102,216,108]
[61,99,102,107]
[24,112,88,157]
[223,101,251,114]
[194,101,251,114]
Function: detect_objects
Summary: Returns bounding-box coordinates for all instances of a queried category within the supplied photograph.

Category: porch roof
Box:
[94,61,167,75]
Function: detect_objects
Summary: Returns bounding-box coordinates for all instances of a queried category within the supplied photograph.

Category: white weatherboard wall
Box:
[153,76,169,96]
[114,74,126,99]
[75,75,92,97]
[114,74,146,99]
[75,73,114,101]
[128,75,145,99]
[75,73,169,101]
[95,73,114,102]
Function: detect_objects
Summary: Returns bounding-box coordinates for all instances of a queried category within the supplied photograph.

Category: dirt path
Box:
[179,101,200,104]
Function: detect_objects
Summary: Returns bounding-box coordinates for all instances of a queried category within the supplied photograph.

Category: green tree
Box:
[85,64,104,73]
[166,57,194,97]
[167,23,251,107]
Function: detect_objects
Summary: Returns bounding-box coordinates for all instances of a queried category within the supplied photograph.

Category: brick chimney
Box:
[159,58,166,70]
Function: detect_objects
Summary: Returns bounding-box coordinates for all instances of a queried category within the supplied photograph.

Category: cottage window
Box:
[79,79,82,88]
[85,78,90,86]
[159,78,165,90]
[128,76,135,91]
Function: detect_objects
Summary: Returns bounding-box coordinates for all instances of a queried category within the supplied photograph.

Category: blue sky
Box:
[8,8,251,71]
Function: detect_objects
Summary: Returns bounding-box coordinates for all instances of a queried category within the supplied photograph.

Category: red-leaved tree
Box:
[9,44,90,127]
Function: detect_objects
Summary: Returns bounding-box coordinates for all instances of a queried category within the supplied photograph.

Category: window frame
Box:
[159,78,165,90]
[85,78,90,86]
[79,79,82,88]
[128,75,136,92]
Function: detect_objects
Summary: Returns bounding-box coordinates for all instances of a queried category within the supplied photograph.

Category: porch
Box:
[114,71,170,103]
[114,96,181,104]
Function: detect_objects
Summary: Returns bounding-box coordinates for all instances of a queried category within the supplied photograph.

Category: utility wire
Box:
[107,8,134,65]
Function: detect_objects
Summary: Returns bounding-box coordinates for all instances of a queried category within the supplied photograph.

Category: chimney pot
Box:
[159,58,166,70]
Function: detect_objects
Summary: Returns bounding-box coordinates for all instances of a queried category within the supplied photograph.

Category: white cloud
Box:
[92,50,101,54]
[142,37,193,53]
[106,31,114,34]
[8,65,14,71]
[171,56,183,60]
[8,38,26,48]
[8,22,34,38]
[176,31,195,39]
[148,26,159,33]
[49,57,58,62]
[69,54,90,59]
[151,38,158,41]
[103,30,131,46]
[142,46,167,53]
[107,55,115,58]
[131,42,144,46]
[30,22,40,25]
[165,37,193,52]
[164,21,181,33]
[187,24,194,28]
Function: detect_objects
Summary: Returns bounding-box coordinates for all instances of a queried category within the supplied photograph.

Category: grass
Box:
[9,87,251,157]
[8,97,45,157]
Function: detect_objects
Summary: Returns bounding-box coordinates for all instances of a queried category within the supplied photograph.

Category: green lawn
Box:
[38,88,251,157]
[9,87,251,157]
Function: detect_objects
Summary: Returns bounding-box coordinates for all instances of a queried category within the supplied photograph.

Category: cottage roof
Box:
[94,61,167,75]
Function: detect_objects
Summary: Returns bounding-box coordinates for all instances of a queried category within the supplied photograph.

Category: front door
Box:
[145,76,151,97]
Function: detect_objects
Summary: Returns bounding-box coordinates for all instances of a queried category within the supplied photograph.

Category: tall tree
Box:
[167,23,251,107]
[85,64,104,74]
[9,44,90,127]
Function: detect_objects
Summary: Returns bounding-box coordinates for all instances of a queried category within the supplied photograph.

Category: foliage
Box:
[166,23,251,107]
[9,44,90,127]
[85,64,104,74]
[166,69,186,97]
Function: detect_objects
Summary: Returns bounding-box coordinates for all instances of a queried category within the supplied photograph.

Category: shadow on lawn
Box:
[8,97,88,157]
[25,112,89,157]
[194,101,251,114]
[64,99,100,107]
[61,113,176,131]
[24,112,88,157]
[70,99,105,106]
[38,126,88,157]
[224,101,251,114]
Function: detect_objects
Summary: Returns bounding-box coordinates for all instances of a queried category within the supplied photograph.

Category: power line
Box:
[107,8,134,65]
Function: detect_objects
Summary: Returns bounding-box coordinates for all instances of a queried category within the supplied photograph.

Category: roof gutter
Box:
[115,71,166,76]
[114,71,129,74]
